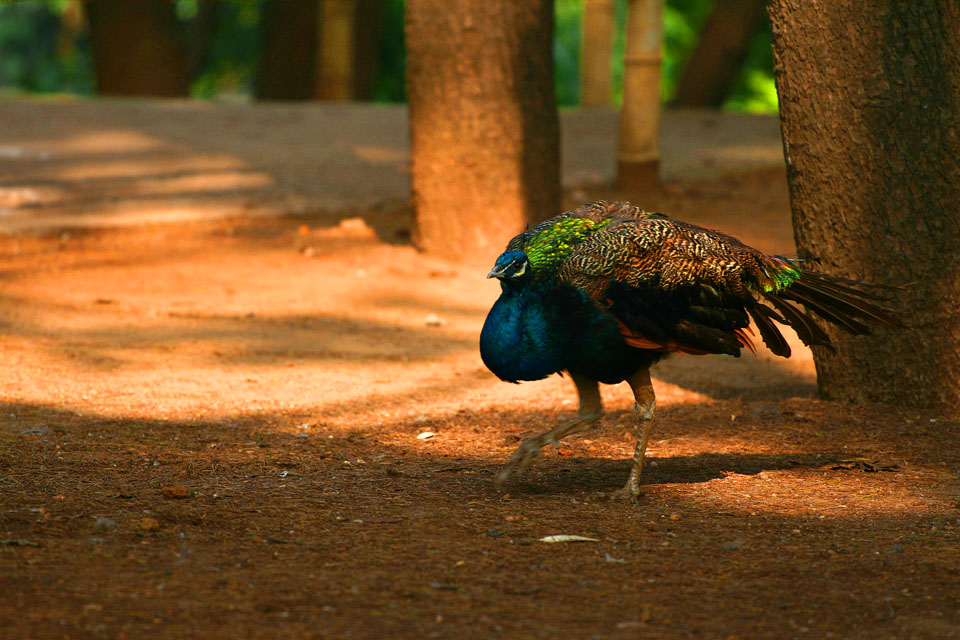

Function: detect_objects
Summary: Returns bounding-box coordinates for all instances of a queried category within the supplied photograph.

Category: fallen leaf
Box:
[539,535,600,543]
[0,539,40,547]
[830,460,899,473]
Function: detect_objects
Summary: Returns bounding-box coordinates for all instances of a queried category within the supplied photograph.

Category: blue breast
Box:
[479,285,567,383]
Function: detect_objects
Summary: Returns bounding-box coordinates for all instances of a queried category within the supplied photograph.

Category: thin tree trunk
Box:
[769,2,960,411]
[258,0,319,100]
[672,0,767,107]
[617,0,662,190]
[581,0,614,106]
[316,0,356,100]
[85,0,189,97]
[316,0,383,100]
[406,0,560,260]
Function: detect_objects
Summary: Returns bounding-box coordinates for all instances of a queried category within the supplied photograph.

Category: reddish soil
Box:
[1,169,958,639]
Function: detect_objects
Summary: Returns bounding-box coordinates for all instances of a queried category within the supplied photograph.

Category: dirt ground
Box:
[1,138,959,637]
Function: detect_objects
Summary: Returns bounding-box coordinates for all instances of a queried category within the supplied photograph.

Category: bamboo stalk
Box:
[581,0,614,106]
[617,0,662,189]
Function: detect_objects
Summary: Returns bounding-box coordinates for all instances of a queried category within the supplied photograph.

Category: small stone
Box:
[424,314,446,327]
[139,517,160,532]
[94,517,117,531]
[161,486,190,499]
[721,537,747,551]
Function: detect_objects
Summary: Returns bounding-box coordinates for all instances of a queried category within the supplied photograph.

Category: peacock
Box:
[480,200,903,502]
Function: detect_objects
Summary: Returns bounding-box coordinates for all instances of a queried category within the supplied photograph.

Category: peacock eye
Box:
[512,261,527,277]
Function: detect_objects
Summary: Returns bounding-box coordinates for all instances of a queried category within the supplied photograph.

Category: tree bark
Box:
[258,0,320,100]
[85,0,190,97]
[406,1,560,260]
[768,2,960,411]
[581,0,615,106]
[617,0,662,190]
[672,0,767,107]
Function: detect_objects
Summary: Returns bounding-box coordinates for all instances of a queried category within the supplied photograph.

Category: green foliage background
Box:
[0,0,777,113]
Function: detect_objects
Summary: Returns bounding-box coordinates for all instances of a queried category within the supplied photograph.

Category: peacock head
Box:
[487,250,531,283]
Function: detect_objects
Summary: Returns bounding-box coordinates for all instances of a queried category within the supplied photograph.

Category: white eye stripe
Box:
[512,262,527,277]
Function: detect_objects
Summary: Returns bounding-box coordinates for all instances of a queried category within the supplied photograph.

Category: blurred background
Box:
[0,0,777,112]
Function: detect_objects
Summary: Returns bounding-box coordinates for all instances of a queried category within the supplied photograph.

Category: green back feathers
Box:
[504,201,652,278]
[525,216,614,275]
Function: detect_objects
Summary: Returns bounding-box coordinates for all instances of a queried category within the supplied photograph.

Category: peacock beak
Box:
[487,264,508,279]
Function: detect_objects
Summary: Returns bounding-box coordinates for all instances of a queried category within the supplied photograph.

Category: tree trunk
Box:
[258,0,320,100]
[581,0,615,106]
[86,0,190,97]
[672,0,767,107]
[316,0,357,100]
[316,0,384,100]
[617,0,662,190]
[406,1,560,260]
[351,0,384,100]
[768,3,960,411]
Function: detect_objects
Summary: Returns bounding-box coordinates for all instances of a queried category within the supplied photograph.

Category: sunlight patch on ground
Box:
[659,469,954,517]
[26,129,165,156]
[51,154,249,181]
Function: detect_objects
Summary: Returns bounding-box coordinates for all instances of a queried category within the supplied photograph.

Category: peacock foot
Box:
[495,410,604,486]
[605,483,643,505]
[495,436,546,485]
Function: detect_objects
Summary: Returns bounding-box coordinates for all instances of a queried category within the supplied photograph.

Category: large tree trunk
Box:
[581,0,615,106]
[86,0,190,97]
[617,0,662,190]
[258,0,320,100]
[406,1,560,260]
[350,0,384,100]
[672,0,767,107]
[769,3,960,411]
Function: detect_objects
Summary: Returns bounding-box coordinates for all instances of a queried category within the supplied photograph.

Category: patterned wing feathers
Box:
[555,213,900,357]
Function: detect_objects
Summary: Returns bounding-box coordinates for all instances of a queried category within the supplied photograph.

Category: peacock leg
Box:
[495,371,603,485]
[616,368,656,504]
